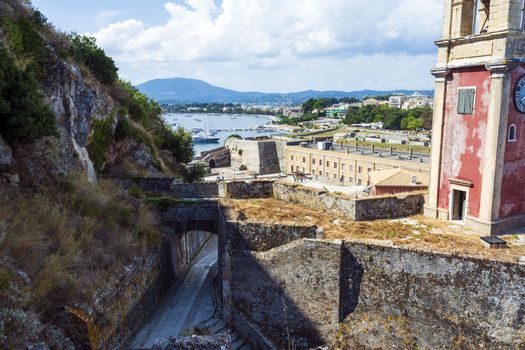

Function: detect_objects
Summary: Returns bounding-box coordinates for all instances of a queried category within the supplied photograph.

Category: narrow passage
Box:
[129,236,218,349]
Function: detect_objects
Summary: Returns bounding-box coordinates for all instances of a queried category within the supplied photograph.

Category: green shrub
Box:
[69,34,118,86]
[87,116,114,171]
[0,45,57,142]
[128,185,144,199]
[182,163,208,183]
[118,81,161,125]
[157,125,194,164]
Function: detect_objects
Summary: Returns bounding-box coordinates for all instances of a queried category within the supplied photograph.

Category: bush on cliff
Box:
[87,116,114,171]
[0,45,57,143]
[69,34,118,86]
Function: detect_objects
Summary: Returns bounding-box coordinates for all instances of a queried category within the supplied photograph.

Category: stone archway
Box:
[209,159,216,168]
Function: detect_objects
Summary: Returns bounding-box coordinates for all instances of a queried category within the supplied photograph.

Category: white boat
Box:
[192,132,220,143]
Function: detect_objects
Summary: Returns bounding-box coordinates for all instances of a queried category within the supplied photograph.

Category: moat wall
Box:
[222,217,525,349]
[336,241,525,349]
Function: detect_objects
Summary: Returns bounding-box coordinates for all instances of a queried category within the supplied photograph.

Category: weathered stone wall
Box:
[353,193,425,220]
[168,231,212,279]
[202,147,231,168]
[116,178,219,198]
[273,182,356,217]
[273,182,424,220]
[73,246,172,350]
[257,141,281,174]
[224,180,274,199]
[157,200,219,227]
[226,139,282,174]
[336,240,525,349]
[226,221,319,252]
[230,240,342,349]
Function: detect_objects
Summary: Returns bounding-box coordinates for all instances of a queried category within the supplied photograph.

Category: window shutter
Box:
[467,89,475,113]
[458,89,475,114]
[458,90,466,114]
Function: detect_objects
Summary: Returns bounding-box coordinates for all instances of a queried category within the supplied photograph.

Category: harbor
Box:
[163,113,282,154]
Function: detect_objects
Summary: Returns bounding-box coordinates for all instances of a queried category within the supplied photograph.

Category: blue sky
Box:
[32,0,443,92]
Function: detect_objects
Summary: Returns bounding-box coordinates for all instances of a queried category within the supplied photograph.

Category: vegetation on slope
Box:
[0,39,56,142]
[0,177,160,348]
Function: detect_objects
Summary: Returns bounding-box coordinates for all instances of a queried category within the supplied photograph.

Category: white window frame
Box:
[522,0,525,30]
[457,87,477,115]
[472,0,481,35]
[508,124,518,142]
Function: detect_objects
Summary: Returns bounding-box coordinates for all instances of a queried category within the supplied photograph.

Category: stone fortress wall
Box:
[89,179,525,350]
[226,138,282,174]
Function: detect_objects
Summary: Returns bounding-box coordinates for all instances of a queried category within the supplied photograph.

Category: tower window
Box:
[458,88,476,114]
[472,0,490,34]
[508,124,517,142]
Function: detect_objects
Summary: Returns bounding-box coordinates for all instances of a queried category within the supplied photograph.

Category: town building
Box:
[389,93,408,109]
[369,168,429,195]
[389,93,434,110]
[285,143,429,186]
[325,104,349,118]
[424,0,525,234]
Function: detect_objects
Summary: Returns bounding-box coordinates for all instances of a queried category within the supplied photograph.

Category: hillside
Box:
[137,77,434,104]
[0,1,194,348]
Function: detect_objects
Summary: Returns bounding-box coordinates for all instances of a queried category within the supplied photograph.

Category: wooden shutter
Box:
[458,89,475,114]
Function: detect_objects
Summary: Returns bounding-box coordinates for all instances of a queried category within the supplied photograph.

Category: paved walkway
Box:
[129,236,218,349]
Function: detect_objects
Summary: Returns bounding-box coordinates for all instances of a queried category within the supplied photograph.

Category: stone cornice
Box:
[431,68,451,82]
[486,61,519,78]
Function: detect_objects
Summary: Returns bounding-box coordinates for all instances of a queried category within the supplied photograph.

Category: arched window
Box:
[508,124,517,142]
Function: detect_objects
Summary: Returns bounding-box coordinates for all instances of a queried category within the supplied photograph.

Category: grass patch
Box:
[0,174,161,347]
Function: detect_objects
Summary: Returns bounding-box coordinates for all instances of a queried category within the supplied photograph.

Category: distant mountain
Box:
[136,77,433,105]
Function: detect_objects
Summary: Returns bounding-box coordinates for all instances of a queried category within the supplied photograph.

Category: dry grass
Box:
[0,175,161,316]
[228,198,525,263]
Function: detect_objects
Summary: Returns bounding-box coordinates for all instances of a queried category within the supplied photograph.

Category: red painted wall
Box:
[499,65,525,218]
[438,67,491,218]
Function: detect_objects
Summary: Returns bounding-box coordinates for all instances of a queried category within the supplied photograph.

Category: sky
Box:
[32,0,444,92]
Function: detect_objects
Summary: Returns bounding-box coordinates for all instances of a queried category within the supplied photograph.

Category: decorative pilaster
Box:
[424,68,451,219]
[478,62,515,224]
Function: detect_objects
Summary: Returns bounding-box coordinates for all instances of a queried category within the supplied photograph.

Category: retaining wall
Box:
[273,182,424,220]
[230,240,342,349]
[226,221,318,252]
[223,180,274,199]
[336,241,525,349]
[116,178,219,198]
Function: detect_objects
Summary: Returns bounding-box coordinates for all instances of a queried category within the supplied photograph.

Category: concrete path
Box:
[129,236,218,349]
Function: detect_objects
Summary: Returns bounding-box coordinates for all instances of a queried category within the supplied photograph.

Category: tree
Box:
[420,110,433,130]
[0,45,57,142]
[157,126,193,164]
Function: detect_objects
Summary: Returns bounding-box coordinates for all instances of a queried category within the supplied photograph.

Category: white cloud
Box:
[91,0,443,91]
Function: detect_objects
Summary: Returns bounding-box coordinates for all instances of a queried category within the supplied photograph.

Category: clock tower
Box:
[425,0,525,234]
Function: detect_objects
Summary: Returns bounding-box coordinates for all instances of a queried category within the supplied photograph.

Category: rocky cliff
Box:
[0,0,175,185]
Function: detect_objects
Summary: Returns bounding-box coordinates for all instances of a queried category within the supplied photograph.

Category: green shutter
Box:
[458,89,475,115]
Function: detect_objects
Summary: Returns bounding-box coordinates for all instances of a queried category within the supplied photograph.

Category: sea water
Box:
[162,113,277,155]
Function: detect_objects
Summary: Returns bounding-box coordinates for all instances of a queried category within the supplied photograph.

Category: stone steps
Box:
[199,317,251,350]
